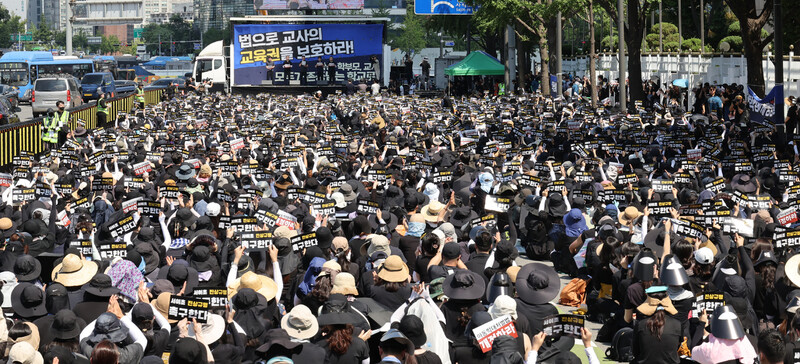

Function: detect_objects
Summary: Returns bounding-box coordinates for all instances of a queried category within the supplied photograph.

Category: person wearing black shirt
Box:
[265,56,275,82]
[327,57,337,85]
[282,56,293,84]
[299,56,308,85]
[786,96,798,141]
[315,56,325,82]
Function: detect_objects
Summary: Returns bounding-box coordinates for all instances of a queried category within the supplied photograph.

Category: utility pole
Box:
[170,36,173,56]
[678,0,682,50]
[617,0,626,111]
[775,0,784,126]
[506,24,516,94]
[66,0,73,55]
[158,34,161,55]
[555,11,563,97]
[700,0,704,52]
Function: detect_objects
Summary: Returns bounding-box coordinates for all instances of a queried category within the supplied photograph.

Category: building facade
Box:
[193,0,254,33]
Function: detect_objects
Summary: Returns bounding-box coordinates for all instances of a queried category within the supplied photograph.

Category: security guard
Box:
[54,100,69,145]
[96,88,109,128]
[135,83,145,109]
[42,108,61,149]
[498,82,506,96]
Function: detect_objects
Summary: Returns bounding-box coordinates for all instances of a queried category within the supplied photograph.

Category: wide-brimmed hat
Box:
[13,254,42,282]
[420,201,445,223]
[49,309,83,340]
[338,183,357,202]
[11,283,46,318]
[785,253,800,288]
[187,313,225,343]
[360,234,391,257]
[546,193,568,217]
[331,272,358,296]
[398,315,426,349]
[731,174,757,193]
[443,269,485,300]
[380,329,415,354]
[153,293,178,324]
[51,254,98,287]
[368,210,399,232]
[619,206,642,226]
[175,163,196,180]
[82,274,121,297]
[7,342,43,364]
[450,206,478,228]
[229,271,278,301]
[562,208,587,238]
[173,208,198,228]
[280,304,319,340]
[376,255,409,283]
[709,305,745,340]
[515,263,560,305]
[643,222,678,258]
[157,263,199,295]
[87,312,129,343]
[317,294,366,327]
[256,329,303,356]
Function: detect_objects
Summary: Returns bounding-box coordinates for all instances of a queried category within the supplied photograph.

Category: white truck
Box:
[192,40,229,93]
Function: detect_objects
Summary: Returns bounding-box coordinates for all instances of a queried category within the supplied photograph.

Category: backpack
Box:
[559,277,588,307]
[605,327,635,362]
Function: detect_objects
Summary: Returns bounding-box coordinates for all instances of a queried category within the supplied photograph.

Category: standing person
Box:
[786,96,798,141]
[299,56,308,85]
[42,108,60,150]
[53,100,69,146]
[420,58,431,90]
[134,83,145,109]
[265,56,275,82]
[96,90,109,129]
[283,56,293,84]
[315,57,325,82]
[327,57,337,85]
[404,55,413,84]
[371,55,380,84]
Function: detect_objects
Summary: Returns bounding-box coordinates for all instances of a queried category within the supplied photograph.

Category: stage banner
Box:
[747,84,783,125]
[233,24,383,86]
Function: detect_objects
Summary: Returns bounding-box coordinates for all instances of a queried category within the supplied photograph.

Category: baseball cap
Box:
[694,247,714,265]
[442,243,461,260]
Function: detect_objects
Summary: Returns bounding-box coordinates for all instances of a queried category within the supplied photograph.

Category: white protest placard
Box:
[778,208,799,226]
[472,315,518,353]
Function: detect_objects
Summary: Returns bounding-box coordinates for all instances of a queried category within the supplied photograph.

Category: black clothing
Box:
[514,300,558,335]
[316,336,369,364]
[632,315,682,364]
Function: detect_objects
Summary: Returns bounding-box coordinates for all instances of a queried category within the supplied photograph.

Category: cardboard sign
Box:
[291,232,318,252]
[779,208,799,226]
[692,291,725,318]
[12,188,36,203]
[191,288,228,309]
[312,200,336,217]
[69,239,94,256]
[670,218,707,242]
[168,295,209,323]
[239,231,273,250]
[160,186,180,199]
[357,199,379,215]
[651,179,674,193]
[647,201,674,217]
[774,229,800,249]
[432,171,453,184]
[133,161,152,176]
[472,315,518,353]
[543,314,585,339]
[484,195,511,212]
[98,242,128,259]
[137,200,161,218]
[108,214,137,239]
[231,216,258,233]
[91,178,115,192]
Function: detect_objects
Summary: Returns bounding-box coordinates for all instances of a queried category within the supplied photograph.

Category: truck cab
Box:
[193,41,228,93]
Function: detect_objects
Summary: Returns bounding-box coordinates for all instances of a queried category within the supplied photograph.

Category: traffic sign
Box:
[133,28,143,39]
[415,0,475,14]
[444,41,455,47]
[9,33,33,42]
[88,36,102,45]
[194,43,201,50]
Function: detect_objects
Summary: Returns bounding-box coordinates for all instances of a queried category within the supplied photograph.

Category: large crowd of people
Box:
[0,83,799,364]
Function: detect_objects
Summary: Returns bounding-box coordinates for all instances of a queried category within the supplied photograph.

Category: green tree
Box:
[100,35,121,54]
[202,28,229,48]
[393,0,426,56]
[723,0,772,96]
[34,13,53,44]
[0,4,26,49]
[73,30,89,51]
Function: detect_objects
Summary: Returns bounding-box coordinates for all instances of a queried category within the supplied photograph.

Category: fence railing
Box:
[0,89,165,169]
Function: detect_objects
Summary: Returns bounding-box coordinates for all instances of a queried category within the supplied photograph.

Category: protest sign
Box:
[239,231,273,250]
[543,314,585,339]
[69,239,94,256]
[484,195,511,212]
[98,243,128,259]
[191,288,228,309]
[108,214,137,239]
[357,199,379,214]
[168,295,209,323]
[291,233,318,252]
[472,315,518,353]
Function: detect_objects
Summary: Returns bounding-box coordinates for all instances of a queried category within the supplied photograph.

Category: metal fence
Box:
[0,89,164,168]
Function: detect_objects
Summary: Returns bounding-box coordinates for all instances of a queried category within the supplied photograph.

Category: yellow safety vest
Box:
[97,97,109,115]
[135,88,145,103]
[42,116,59,143]
[56,110,69,124]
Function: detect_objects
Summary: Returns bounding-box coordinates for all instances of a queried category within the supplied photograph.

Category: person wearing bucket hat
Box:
[11,283,48,320]
[79,312,148,364]
[315,294,371,364]
[36,309,87,349]
[362,255,411,311]
[52,254,99,288]
[13,254,42,284]
[691,305,757,364]
[514,263,560,335]
[631,285,682,364]
[73,274,120,324]
[281,304,319,340]
[438,269,487,345]
[378,329,415,364]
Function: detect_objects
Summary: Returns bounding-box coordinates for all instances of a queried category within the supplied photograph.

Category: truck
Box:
[191,40,229,94]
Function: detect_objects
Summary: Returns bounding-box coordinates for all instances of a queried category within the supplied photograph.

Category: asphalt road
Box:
[16,103,34,122]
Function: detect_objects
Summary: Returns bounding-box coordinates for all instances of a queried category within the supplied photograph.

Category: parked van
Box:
[31,77,83,118]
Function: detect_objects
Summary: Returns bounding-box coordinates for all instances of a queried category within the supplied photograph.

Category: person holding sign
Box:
[265,56,275,82]
[630,286,683,363]
[282,56,293,84]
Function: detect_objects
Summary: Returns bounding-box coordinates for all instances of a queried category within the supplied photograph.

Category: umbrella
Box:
[672,79,689,88]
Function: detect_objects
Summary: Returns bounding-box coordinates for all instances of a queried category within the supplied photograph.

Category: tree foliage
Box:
[392,0,426,55]
[141,14,197,56]
[34,14,54,44]
[0,4,26,49]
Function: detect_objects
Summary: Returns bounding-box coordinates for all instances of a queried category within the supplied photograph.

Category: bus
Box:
[0,51,95,102]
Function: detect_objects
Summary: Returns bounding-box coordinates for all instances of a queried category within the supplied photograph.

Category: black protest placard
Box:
[159,186,180,199]
[12,188,36,203]
[747,194,771,210]
[239,231,273,251]
[432,171,453,184]
[518,174,541,188]
[231,216,258,233]
[34,182,52,198]
[14,167,29,179]
[651,179,674,193]
[573,171,592,183]
[69,239,94,256]
[692,291,725,317]
[74,197,91,210]
[699,209,732,227]
[124,177,146,190]
[254,209,278,227]
[91,178,114,192]
[774,229,800,249]
[108,214,137,239]
[98,242,128,259]
[312,200,336,217]
[191,288,228,309]
[704,177,726,193]
[547,180,566,192]
[484,195,511,212]
[599,189,627,203]
[647,201,674,217]
[616,174,639,185]
[54,183,73,195]
[137,200,161,218]
[357,199,379,215]
[168,295,209,323]
[542,314,585,339]
[673,173,692,184]
[670,218,707,242]
[291,232,318,252]
[366,168,387,182]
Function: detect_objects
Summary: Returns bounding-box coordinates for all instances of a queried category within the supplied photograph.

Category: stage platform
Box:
[233,80,343,97]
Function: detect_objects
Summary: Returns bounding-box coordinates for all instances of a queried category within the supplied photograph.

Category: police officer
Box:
[96,88,109,128]
[42,107,61,150]
[54,100,69,145]
[135,83,145,109]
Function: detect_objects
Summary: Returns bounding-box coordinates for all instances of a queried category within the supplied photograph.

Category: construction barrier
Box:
[0,89,164,169]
